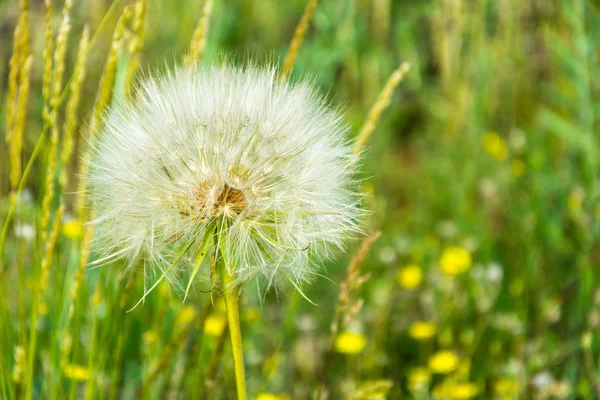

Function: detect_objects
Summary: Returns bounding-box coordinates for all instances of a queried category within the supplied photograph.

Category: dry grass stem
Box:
[330,231,381,341]
[42,0,54,125]
[352,62,410,156]
[316,231,381,397]
[60,27,90,194]
[6,0,30,189]
[124,0,148,92]
[279,0,319,81]
[184,0,214,67]
[90,6,132,131]
[51,0,73,109]
[138,309,196,398]
[77,7,131,220]
[10,56,32,191]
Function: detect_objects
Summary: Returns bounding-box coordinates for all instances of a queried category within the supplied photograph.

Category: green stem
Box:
[218,260,247,400]
[0,129,47,271]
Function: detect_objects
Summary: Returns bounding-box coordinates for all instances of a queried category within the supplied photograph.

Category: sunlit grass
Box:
[1,0,600,399]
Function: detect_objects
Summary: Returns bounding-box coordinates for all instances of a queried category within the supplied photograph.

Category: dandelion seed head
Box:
[88,63,362,294]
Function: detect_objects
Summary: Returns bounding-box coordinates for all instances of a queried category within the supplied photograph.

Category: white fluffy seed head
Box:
[88,64,362,295]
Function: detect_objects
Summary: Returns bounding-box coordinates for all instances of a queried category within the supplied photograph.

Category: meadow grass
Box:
[1,0,600,399]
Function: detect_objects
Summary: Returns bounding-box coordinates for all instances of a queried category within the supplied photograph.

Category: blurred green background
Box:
[2,0,600,399]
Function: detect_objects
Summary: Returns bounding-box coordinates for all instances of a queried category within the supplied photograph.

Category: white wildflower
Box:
[88,64,361,296]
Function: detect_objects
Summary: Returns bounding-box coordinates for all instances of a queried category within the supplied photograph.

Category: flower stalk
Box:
[218,251,247,400]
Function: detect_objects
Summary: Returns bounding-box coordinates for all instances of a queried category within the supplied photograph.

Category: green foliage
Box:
[1,0,600,399]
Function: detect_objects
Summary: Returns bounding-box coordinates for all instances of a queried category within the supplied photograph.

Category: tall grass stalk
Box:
[184,0,214,67]
[279,0,319,81]
[352,62,410,156]
[5,0,30,191]
[123,0,148,92]
[0,0,122,267]
[317,232,380,398]
[60,27,90,196]
[24,206,63,400]
[76,5,131,223]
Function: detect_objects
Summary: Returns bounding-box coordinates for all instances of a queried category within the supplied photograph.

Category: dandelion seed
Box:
[88,64,361,296]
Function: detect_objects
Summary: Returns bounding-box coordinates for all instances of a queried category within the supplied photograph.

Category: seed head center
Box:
[213,184,248,218]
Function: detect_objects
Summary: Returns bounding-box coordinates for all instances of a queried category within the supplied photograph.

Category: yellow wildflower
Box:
[582,331,593,349]
[408,321,436,340]
[349,380,393,399]
[439,328,454,347]
[511,159,526,177]
[396,264,423,289]
[509,279,524,296]
[263,353,280,377]
[158,280,170,299]
[176,305,197,325]
[439,246,472,276]
[204,313,227,337]
[456,359,471,376]
[143,330,158,346]
[11,346,25,383]
[92,289,102,307]
[61,220,84,239]
[334,331,367,355]
[425,233,440,249]
[433,381,479,399]
[38,302,49,316]
[449,382,479,399]
[408,367,431,391]
[483,131,508,161]
[243,306,261,322]
[494,378,519,395]
[256,394,278,400]
[568,189,584,214]
[26,276,35,290]
[255,393,290,400]
[428,351,459,374]
[489,340,502,356]
[63,364,91,381]
[215,297,227,311]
